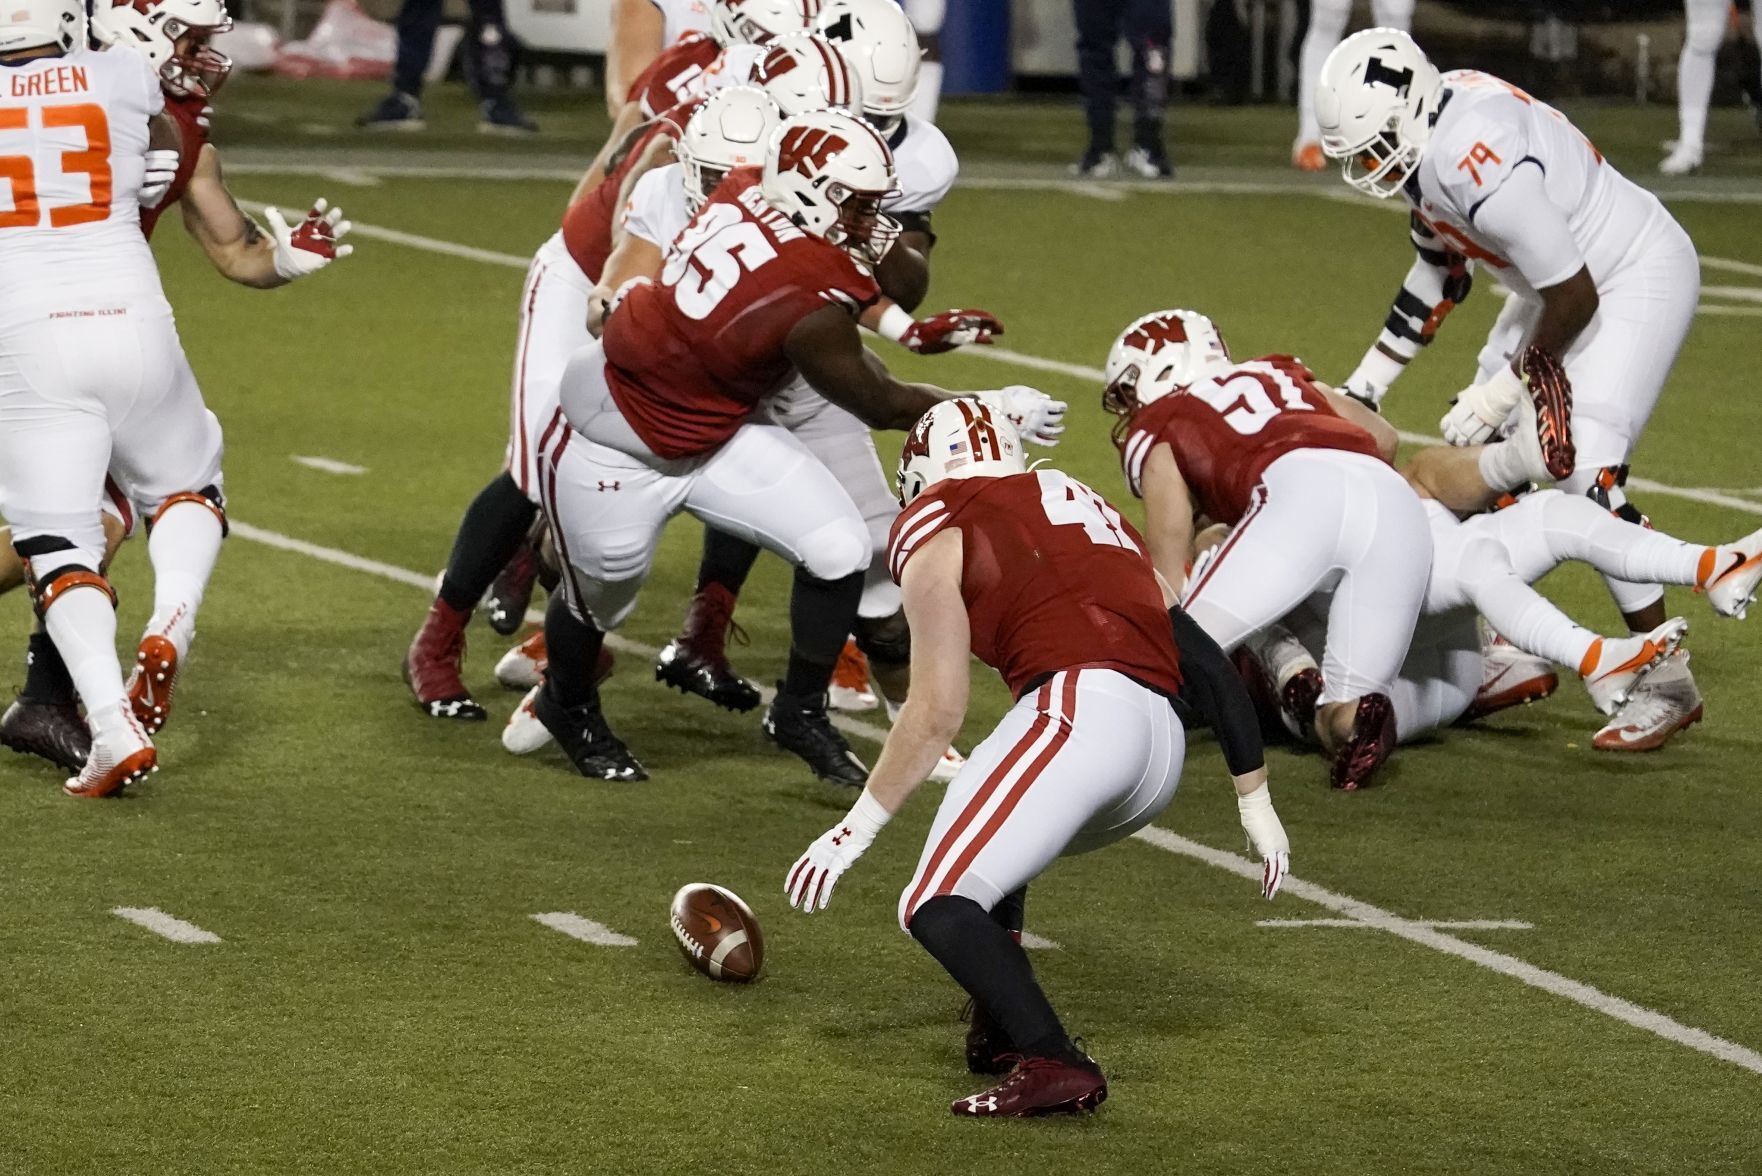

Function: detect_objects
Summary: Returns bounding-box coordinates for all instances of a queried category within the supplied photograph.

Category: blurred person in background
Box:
[1072,0,1172,178]
[356,0,538,133]
[1663,0,1762,174]
[1294,0,1413,171]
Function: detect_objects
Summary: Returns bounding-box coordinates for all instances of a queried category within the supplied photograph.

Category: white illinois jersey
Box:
[1406,71,1672,298]
[622,161,692,250]
[652,0,713,45]
[883,111,956,215]
[0,48,165,308]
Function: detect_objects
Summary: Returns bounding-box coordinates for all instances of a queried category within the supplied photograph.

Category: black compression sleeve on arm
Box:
[1168,605,1266,778]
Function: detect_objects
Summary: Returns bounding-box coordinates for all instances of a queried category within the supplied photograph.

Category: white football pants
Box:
[1183,449,1433,704]
[898,669,1184,930]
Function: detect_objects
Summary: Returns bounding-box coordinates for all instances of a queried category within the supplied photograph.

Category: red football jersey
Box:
[887,470,1183,701]
[1120,356,1386,525]
[141,93,208,239]
[601,167,879,458]
[629,31,721,118]
[559,98,698,281]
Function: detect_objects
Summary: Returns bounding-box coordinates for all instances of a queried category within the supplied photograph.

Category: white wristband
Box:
[1237,783,1286,852]
[848,789,894,838]
[876,303,914,344]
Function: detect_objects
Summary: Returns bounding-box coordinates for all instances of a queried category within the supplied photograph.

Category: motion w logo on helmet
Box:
[776,125,848,175]
[1364,57,1414,96]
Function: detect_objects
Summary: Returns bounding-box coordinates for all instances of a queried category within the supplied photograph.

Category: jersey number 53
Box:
[0,103,112,229]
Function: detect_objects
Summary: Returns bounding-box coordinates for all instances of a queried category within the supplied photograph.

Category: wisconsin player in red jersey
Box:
[523,110,1062,784]
[785,399,1289,1118]
[1106,309,1434,790]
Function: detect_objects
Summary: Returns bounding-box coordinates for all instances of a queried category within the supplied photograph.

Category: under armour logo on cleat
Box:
[965,1095,998,1112]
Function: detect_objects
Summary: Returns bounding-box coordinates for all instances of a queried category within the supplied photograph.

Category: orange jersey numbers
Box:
[1455,141,1503,187]
[0,102,115,229]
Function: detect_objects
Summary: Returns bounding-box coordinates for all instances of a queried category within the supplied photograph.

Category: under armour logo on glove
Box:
[266,198,355,281]
[898,309,1003,355]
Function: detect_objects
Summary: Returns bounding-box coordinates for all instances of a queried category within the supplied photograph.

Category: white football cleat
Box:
[1702,527,1762,619]
[1467,631,1559,719]
[829,638,877,712]
[928,745,965,784]
[1579,618,1688,716]
[1593,650,1703,752]
[64,703,156,798]
[495,629,547,691]
[1658,141,1703,176]
[502,685,554,755]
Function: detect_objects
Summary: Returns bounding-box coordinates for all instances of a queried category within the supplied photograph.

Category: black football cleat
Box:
[961,998,1018,1076]
[763,686,868,787]
[531,685,647,781]
[951,1054,1107,1118]
[1,697,91,773]
[484,540,541,637]
[1330,692,1398,791]
[654,584,761,712]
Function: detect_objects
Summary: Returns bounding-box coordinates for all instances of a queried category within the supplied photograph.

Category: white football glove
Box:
[977,385,1067,447]
[1440,364,1526,447]
[140,148,179,209]
[785,791,891,913]
[1237,783,1290,900]
[265,198,354,281]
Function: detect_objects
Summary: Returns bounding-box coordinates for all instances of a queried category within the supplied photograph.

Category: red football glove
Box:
[898,309,1003,355]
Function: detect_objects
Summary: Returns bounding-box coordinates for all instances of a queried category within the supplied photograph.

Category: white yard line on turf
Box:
[292,455,367,475]
[1019,932,1061,950]
[1132,826,1762,1077]
[1257,918,1533,930]
[532,911,639,947]
[228,517,1762,1079]
[111,906,222,944]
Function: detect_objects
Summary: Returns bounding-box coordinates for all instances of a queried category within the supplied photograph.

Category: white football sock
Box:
[1535,492,1704,585]
[145,500,225,659]
[911,61,942,124]
[1476,437,1536,492]
[1676,0,1723,151]
[1467,570,1597,670]
[43,582,128,718]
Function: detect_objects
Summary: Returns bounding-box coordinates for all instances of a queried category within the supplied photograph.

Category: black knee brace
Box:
[854,610,912,666]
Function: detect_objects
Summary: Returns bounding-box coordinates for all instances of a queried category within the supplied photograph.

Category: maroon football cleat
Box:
[961,999,1018,1076]
[1330,692,1397,791]
[951,1054,1107,1118]
[1281,666,1324,738]
[484,540,540,637]
[654,583,761,712]
[1521,345,1575,482]
[404,598,487,720]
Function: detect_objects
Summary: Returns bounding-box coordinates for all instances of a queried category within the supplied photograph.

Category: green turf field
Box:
[3,79,1761,1174]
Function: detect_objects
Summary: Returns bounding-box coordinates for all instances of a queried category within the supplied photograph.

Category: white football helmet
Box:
[813,0,919,133]
[680,86,780,212]
[897,398,1026,506]
[752,32,863,116]
[1102,310,1233,431]
[0,0,82,53]
[762,108,899,267]
[709,0,819,47]
[1315,27,1444,199]
[92,0,233,98]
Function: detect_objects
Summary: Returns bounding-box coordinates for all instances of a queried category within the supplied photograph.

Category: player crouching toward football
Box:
[786,398,1289,1118]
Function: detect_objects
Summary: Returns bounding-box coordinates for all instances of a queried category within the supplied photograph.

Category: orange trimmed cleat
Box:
[1293,140,1327,172]
[126,634,180,735]
[829,638,876,712]
[1466,635,1559,719]
[1580,618,1686,716]
[1701,526,1762,619]
[1593,650,1703,752]
[65,708,156,798]
[495,629,548,691]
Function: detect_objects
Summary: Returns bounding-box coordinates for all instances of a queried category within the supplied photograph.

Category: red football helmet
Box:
[92,0,233,99]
